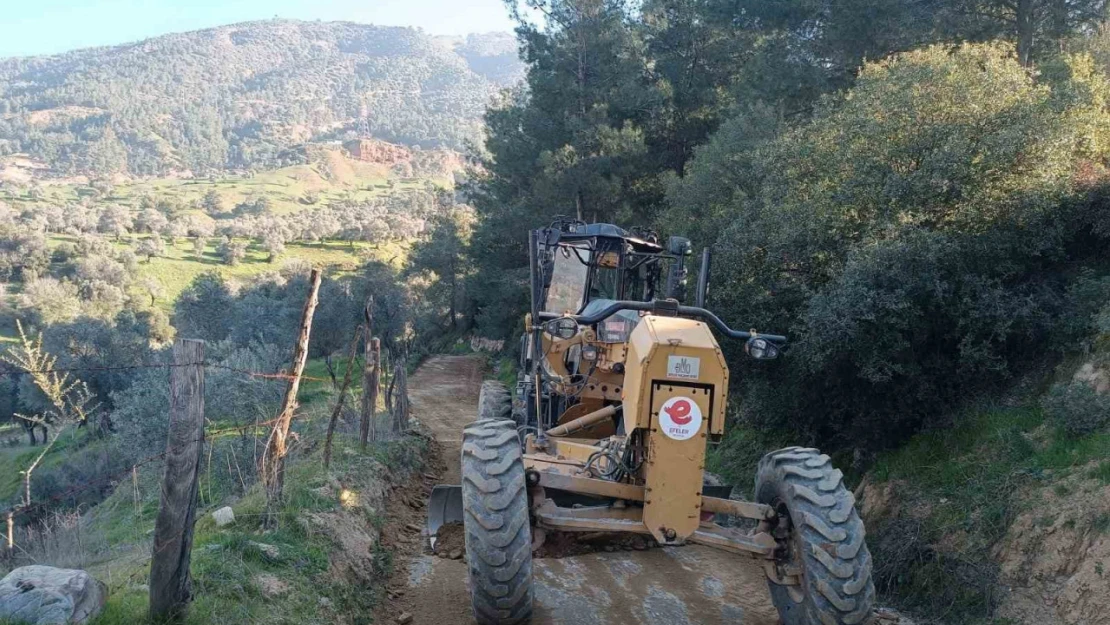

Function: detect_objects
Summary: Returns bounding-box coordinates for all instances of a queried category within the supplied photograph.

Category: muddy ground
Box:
[375,354,783,625]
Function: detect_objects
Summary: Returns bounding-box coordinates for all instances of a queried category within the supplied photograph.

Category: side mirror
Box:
[667,236,692,257]
[541,248,556,290]
[666,236,692,302]
[745,337,780,360]
[695,248,711,308]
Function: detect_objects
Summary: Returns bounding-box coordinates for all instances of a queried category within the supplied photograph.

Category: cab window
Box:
[545,244,590,314]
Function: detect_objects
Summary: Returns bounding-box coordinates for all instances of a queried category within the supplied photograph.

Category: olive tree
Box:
[217,238,248,266]
[135,236,166,262]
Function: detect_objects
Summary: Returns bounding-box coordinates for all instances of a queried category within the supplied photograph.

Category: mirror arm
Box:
[528,230,549,441]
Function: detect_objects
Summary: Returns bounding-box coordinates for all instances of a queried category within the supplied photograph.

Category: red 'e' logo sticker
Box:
[665,399,693,425]
[659,396,703,441]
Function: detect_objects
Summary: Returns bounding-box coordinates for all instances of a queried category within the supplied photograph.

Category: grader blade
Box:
[426,484,463,545]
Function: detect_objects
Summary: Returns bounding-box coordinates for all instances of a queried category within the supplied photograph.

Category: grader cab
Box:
[429,218,874,625]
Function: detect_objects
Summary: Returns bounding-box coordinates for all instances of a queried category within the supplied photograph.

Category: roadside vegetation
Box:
[0,136,476,623]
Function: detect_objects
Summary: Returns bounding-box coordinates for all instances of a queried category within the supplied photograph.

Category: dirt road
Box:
[383,354,781,625]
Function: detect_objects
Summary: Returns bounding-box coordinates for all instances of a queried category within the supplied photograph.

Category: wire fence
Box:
[0,361,334,383]
[0,356,374,529]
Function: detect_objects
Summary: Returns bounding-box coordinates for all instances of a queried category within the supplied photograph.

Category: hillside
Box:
[0,20,522,177]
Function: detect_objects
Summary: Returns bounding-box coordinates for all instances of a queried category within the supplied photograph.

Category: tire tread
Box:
[462,384,533,625]
[756,447,875,625]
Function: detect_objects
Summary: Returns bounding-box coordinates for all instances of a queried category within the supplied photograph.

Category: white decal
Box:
[666,355,700,380]
[658,396,703,441]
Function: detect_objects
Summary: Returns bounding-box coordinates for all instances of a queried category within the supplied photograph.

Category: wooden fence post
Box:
[6,511,13,552]
[149,339,205,623]
[261,269,322,525]
[132,465,140,517]
[360,296,376,448]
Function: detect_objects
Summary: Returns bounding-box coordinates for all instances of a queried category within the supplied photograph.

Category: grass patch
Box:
[495,355,518,389]
[705,422,792,495]
[1090,460,1110,485]
[100,235,402,311]
[0,429,94,503]
[1094,513,1110,534]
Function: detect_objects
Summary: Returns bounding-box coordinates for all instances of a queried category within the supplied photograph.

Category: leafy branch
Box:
[2,321,99,509]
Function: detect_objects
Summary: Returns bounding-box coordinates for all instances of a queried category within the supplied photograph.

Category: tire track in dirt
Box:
[378,354,781,625]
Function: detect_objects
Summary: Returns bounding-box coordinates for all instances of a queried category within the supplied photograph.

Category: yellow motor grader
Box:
[429,218,874,625]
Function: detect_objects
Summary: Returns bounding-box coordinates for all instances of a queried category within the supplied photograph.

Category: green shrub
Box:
[684,43,1110,450]
[1043,381,1110,437]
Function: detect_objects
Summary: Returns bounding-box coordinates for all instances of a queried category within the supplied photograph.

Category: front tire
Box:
[756,447,874,625]
[461,417,534,624]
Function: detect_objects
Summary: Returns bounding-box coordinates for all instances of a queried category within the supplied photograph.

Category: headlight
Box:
[548,317,579,340]
[600,318,631,342]
[581,345,599,361]
[745,337,780,360]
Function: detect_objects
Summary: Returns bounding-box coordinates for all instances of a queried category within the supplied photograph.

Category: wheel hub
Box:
[762,500,804,599]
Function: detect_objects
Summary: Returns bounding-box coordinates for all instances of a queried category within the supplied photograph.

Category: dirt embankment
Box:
[860,469,1110,625]
[993,468,1110,625]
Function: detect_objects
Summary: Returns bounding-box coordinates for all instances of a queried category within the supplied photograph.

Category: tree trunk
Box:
[149,339,205,623]
[1049,0,1069,46]
[324,326,362,469]
[391,351,410,435]
[1017,0,1035,66]
[359,296,376,448]
[384,348,396,417]
[323,354,338,389]
[261,269,322,525]
[369,338,381,437]
[449,274,457,330]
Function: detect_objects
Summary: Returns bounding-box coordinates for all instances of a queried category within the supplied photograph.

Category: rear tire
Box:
[478,381,513,422]
[756,447,874,625]
[462,417,534,625]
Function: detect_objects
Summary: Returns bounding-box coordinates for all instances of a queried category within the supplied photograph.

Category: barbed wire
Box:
[0,358,351,523]
[0,361,334,383]
[8,445,173,518]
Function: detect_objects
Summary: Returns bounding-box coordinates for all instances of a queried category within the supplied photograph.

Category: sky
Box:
[0,0,522,59]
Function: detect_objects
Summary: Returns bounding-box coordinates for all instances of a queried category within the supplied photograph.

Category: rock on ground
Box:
[247,541,281,562]
[212,506,235,527]
[868,607,917,624]
[0,566,106,625]
[253,573,290,598]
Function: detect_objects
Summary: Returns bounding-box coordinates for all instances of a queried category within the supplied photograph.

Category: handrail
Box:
[537,300,787,344]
